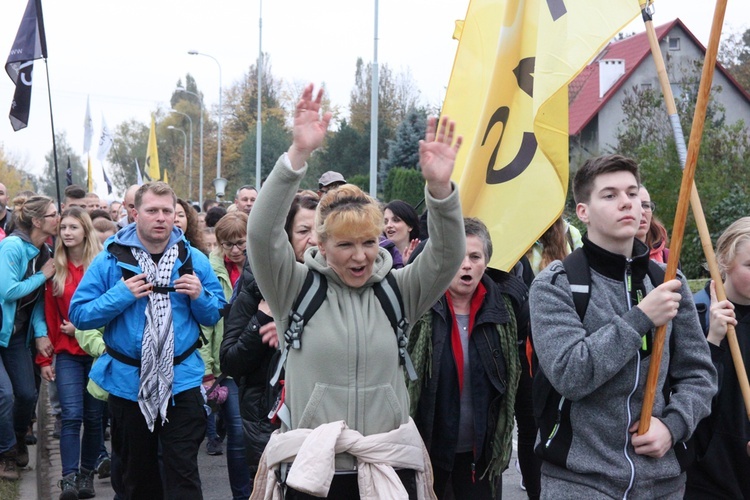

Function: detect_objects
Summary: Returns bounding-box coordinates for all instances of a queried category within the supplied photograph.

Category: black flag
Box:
[5,0,47,131]
[102,166,113,195]
[65,157,72,186]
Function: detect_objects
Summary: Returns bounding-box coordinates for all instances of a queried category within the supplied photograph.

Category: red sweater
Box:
[38,262,87,366]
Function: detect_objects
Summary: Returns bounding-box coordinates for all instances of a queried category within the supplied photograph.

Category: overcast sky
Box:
[0,0,747,198]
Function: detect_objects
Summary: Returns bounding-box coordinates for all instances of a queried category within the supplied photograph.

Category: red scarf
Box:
[445,281,487,394]
[224,257,241,289]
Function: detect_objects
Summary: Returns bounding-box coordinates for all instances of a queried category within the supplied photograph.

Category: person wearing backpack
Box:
[247,85,465,499]
[69,181,226,499]
[220,192,319,493]
[686,217,750,499]
[198,211,251,499]
[407,217,527,499]
[529,155,716,499]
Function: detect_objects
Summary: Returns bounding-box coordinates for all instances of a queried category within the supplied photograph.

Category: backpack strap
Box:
[269,270,328,387]
[561,248,591,320]
[373,273,416,381]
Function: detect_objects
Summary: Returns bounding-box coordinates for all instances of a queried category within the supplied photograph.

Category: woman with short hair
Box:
[248,84,465,498]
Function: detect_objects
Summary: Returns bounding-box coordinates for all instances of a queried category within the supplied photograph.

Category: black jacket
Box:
[686,283,750,499]
[413,272,528,472]
[219,261,278,466]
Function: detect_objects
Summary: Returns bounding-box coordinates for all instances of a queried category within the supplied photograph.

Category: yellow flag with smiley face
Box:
[444,0,641,271]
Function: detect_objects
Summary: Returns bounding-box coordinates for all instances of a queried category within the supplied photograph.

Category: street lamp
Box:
[168,109,193,202]
[188,50,224,200]
[167,126,187,197]
[175,86,204,208]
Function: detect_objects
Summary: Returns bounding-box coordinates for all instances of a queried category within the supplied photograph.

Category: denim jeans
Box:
[220,378,251,500]
[56,352,104,475]
[0,332,37,454]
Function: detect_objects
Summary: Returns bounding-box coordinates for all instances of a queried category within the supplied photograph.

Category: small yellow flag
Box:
[162,168,169,184]
[444,0,640,271]
[145,114,160,181]
[87,155,93,193]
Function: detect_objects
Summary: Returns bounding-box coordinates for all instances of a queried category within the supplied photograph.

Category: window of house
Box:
[641,83,652,90]
[668,37,680,51]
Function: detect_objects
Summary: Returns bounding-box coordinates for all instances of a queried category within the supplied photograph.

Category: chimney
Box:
[599,59,625,98]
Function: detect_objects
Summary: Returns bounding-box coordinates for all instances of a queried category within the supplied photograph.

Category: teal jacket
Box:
[69,224,226,401]
[0,232,50,347]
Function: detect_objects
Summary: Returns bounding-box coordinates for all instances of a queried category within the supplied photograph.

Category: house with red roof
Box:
[569,18,750,168]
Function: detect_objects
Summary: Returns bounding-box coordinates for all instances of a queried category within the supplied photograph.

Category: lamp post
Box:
[167,126,187,197]
[256,0,263,190]
[168,109,193,198]
[188,50,225,200]
[175,86,204,208]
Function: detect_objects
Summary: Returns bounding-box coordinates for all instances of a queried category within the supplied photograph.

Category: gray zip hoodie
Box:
[529,238,716,499]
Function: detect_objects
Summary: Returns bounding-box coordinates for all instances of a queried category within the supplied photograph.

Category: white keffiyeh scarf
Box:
[133,245,179,432]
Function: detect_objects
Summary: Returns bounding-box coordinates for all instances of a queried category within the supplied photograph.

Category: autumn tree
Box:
[719,28,750,92]
[0,146,36,198]
[613,66,750,278]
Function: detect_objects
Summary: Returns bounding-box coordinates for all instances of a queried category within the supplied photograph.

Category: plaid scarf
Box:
[132,245,178,432]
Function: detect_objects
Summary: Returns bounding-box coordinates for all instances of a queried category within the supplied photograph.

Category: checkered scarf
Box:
[132,245,178,432]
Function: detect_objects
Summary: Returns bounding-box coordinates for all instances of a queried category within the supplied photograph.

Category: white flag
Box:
[96,114,114,162]
[135,158,143,186]
[83,96,94,154]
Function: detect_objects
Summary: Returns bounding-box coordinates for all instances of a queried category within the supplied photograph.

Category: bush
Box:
[384,167,424,207]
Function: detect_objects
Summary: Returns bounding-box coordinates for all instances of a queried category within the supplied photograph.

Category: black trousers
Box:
[433,452,501,500]
[515,342,542,499]
[285,468,417,499]
[109,387,207,500]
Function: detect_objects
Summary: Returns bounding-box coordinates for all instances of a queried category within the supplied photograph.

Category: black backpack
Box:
[267,269,413,427]
[532,248,694,469]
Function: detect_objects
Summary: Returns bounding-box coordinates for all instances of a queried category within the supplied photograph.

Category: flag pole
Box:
[637,0,735,434]
[640,1,750,423]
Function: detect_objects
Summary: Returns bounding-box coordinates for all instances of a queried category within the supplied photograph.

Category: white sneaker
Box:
[515,459,526,491]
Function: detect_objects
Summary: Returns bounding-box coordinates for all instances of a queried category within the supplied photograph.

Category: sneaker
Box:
[515,459,526,491]
[25,424,37,445]
[58,472,78,500]
[206,437,223,456]
[0,452,19,481]
[77,468,95,499]
[96,455,111,479]
[14,434,29,468]
[53,414,62,439]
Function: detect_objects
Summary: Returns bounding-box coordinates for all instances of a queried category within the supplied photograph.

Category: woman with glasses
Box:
[220,191,319,493]
[38,207,105,499]
[636,186,670,264]
[0,195,57,480]
[198,211,251,499]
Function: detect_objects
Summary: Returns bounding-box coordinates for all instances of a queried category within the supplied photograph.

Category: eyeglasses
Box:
[221,241,246,250]
[641,201,656,213]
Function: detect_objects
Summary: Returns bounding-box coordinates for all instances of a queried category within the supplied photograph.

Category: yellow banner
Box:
[146,114,160,181]
[444,0,640,271]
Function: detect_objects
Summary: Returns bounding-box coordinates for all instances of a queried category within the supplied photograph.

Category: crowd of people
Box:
[0,84,746,500]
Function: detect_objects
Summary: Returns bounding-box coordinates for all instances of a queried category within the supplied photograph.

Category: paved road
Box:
[40,379,531,500]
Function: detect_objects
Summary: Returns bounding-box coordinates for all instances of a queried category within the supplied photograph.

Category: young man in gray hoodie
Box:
[529,155,716,499]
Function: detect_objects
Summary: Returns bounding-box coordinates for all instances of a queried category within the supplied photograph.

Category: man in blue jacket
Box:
[70,181,225,499]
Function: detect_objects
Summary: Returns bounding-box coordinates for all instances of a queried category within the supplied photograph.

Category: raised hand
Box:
[419,116,463,200]
[289,83,333,170]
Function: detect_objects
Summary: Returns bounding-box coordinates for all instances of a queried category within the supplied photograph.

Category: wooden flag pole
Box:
[640,2,750,423]
[637,0,731,434]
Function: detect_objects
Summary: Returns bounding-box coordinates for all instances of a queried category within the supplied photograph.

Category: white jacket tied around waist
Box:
[251,418,437,500]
